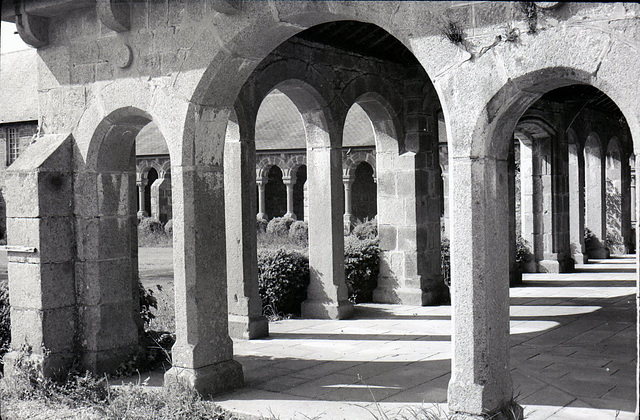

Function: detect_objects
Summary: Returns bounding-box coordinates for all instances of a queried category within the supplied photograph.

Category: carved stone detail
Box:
[211,0,241,15]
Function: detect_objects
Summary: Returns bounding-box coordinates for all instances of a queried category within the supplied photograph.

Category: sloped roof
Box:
[136,122,169,155]
[255,90,375,150]
[0,49,39,123]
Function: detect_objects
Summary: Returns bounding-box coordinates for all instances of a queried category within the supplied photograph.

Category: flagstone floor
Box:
[210,257,637,419]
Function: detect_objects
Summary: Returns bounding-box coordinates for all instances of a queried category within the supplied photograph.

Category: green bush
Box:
[351,218,378,240]
[266,216,295,237]
[164,219,173,236]
[584,227,599,251]
[138,217,164,234]
[257,248,309,317]
[441,237,450,288]
[138,280,158,331]
[289,220,308,244]
[1,278,10,369]
[344,236,380,303]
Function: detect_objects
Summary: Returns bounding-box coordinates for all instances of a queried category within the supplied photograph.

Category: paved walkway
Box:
[211,257,638,419]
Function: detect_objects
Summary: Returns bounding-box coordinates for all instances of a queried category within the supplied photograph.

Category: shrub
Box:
[138,217,164,234]
[266,216,295,237]
[351,218,378,240]
[164,219,173,236]
[138,217,171,247]
[515,235,533,271]
[289,220,308,244]
[256,218,268,233]
[344,236,379,303]
[257,248,309,317]
[138,280,158,332]
[441,237,451,288]
[584,227,599,251]
[1,278,10,369]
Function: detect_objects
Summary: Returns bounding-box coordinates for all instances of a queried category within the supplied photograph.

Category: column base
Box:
[572,251,588,264]
[137,210,148,218]
[373,286,442,306]
[301,299,353,319]
[164,360,244,397]
[256,213,268,222]
[448,378,517,420]
[228,314,269,340]
[537,254,574,273]
[283,212,297,220]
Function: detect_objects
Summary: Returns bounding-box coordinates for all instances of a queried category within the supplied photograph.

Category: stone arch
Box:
[458,60,639,413]
[256,156,289,184]
[343,151,376,179]
[76,106,169,374]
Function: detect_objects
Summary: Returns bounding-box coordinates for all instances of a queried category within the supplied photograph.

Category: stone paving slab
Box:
[213,257,637,419]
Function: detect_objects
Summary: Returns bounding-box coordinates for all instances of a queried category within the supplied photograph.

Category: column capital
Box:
[282,175,296,185]
[342,175,355,186]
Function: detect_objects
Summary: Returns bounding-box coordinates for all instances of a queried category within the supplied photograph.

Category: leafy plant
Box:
[351,218,378,241]
[344,236,380,303]
[266,216,296,237]
[289,220,308,245]
[257,248,310,316]
[0,278,10,370]
[442,20,465,45]
[441,238,451,288]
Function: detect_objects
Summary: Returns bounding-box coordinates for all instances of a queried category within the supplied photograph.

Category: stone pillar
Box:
[3,134,76,378]
[447,155,513,416]
[441,169,450,237]
[301,145,353,319]
[343,175,354,233]
[518,137,537,272]
[256,180,267,221]
[373,76,443,306]
[548,131,574,272]
[136,179,147,218]
[585,141,609,258]
[623,153,633,253]
[224,139,268,340]
[282,175,296,220]
[303,181,309,223]
[635,155,640,418]
[630,156,636,227]
[164,163,243,395]
[150,176,169,221]
[568,143,587,263]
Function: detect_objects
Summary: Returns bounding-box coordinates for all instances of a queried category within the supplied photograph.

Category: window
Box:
[7,127,20,165]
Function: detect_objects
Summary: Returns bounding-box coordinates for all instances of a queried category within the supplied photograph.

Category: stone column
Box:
[518,137,537,272]
[441,169,450,238]
[621,151,632,254]
[164,163,243,395]
[447,155,513,416]
[585,142,609,258]
[3,134,76,378]
[635,154,640,418]
[373,76,443,306]
[256,180,267,221]
[548,131,573,272]
[301,145,353,319]
[568,143,586,263]
[282,175,296,220]
[343,175,354,233]
[224,138,268,340]
[136,179,147,218]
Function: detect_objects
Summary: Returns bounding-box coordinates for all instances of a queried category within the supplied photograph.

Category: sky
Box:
[1,21,32,54]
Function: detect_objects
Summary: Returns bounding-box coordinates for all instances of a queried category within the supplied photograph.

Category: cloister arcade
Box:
[2,2,639,418]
